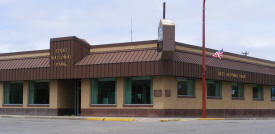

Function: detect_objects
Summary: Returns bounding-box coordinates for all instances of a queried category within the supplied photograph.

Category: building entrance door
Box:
[75,79,81,116]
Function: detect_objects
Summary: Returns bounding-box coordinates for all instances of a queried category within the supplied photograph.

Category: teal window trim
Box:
[232,82,244,98]
[124,78,132,104]
[124,76,153,104]
[98,78,116,82]
[90,79,98,104]
[10,81,24,84]
[4,81,24,104]
[207,80,221,97]
[177,77,195,96]
[3,82,10,104]
[33,80,50,83]
[28,81,34,104]
[90,78,117,105]
[253,84,263,100]
[28,80,50,104]
[177,77,188,81]
[131,76,152,81]
[271,87,275,100]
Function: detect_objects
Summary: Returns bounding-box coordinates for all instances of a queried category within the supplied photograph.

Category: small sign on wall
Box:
[165,89,171,97]
[154,90,162,97]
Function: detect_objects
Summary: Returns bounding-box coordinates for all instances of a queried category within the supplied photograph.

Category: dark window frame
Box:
[271,87,275,101]
[3,81,23,105]
[90,78,116,106]
[124,77,153,105]
[252,84,264,100]
[177,77,195,97]
[207,80,222,98]
[28,80,50,105]
[231,82,244,99]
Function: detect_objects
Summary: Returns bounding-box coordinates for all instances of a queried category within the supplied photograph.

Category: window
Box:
[177,78,195,96]
[4,81,23,104]
[252,85,263,100]
[91,78,116,104]
[124,77,152,104]
[29,81,49,104]
[207,80,221,97]
[232,82,244,98]
[271,87,275,101]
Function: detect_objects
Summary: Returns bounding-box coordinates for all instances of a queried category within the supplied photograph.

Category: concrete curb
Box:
[104,118,135,122]
[0,115,87,120]
[1,115,275,122]
[87,117,135,122]
[87,117,105,121]
[197,118,225,120]
[160,119,184,122]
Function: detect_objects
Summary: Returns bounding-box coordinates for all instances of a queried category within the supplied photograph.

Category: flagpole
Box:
[202,0,207,118]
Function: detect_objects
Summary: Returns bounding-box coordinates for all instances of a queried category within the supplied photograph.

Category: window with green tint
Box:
[124,77,152,104]
[4,82,23,104]
[232,82,244,98]
[91,78,116,104]
[271,87,275,101]
[207,80,221,97]
[29,81,49,104]
[253,85,263,100]
[177,78,195,96]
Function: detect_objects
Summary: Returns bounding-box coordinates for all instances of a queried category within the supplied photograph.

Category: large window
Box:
[4,81,23,104]
[207,80,221,98]
[177,78,195,97]
[29,81,49,104]
[91,78,116,104]
[272,87,275,101]
[252,85,263,100]
[124,77,152,104]
[232,82,244,98]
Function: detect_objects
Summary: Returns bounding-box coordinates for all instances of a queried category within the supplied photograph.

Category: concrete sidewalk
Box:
[0,115,274,122]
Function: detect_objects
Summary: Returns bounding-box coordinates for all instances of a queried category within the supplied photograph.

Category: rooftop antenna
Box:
[242,50,249,56]
[163,2,166,19]
[131,16,133,42]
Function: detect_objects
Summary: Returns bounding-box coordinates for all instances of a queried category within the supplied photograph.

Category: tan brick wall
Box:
[2,77,274,111]
[116,78,124,108]
[80,76,275,110]
[57,80,75,109]
[153,77,275,110]
[153,76,202,109]
[49,80,58,108]
[81,79,90,109]
[23,81,28,107]
[206,81,275,109]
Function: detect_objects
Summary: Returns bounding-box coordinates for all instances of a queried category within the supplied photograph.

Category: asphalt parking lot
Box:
[0,118,275,134]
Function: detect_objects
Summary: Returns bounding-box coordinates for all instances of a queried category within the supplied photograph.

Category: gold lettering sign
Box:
[55,48,68,54]
[218,72,246,79]
[51,55,72,60]
[51,48,71,67]
[55,62,67,67]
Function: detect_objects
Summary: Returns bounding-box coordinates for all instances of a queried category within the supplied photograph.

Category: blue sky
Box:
[0,0,275,61]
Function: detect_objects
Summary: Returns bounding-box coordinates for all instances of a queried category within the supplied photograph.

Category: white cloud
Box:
[0,0,274,61]
[0,0,12,5]
[240,38,275,49]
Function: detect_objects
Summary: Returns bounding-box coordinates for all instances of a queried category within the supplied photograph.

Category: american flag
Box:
[212,49,223,60]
